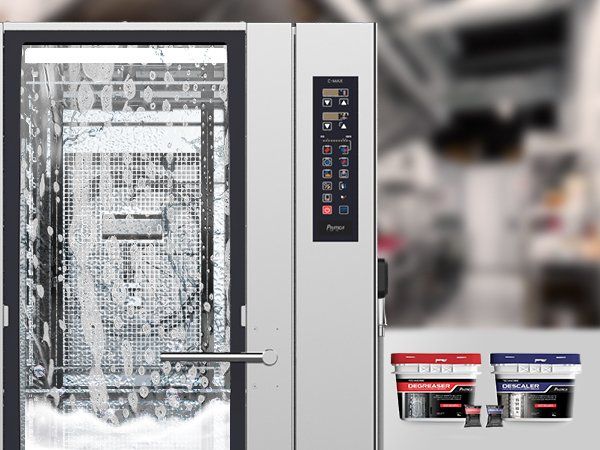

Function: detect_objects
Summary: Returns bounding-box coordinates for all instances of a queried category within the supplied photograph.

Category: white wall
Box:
[463,163,526,272]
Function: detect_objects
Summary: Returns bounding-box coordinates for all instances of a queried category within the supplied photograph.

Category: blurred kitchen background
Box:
[3,0,600,329]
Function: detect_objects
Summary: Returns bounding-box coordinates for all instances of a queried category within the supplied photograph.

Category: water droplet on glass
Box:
[100,85,113,112]
[155,405,167,419]
[33,365,46,378]
[143,86,153,103]
[167,387,179,408]
[77,83,95,112]
[123,77,136,100]
[82,63,114,82]
[200,376,209,388]
[139,385,150,398]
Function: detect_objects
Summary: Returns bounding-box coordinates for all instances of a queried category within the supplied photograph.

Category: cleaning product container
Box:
[491,353,582,421]
[391,353,482,421]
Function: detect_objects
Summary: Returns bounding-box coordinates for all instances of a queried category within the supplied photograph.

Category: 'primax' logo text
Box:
[326,224,346,232]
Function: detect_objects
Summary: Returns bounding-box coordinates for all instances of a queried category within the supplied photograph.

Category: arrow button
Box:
[322,98,332,107]
[339,98,349,106]
[323,122,332,131]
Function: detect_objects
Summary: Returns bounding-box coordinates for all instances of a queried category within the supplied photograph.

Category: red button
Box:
[322,205,333,215]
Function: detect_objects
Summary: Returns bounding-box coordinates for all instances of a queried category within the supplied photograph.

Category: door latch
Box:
[377,259,388,337]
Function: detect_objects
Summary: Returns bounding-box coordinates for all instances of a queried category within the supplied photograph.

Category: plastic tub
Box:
[391,353,482,421]
[491,353,582,421]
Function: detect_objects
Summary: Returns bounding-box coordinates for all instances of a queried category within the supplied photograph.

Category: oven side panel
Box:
[295,23,377,450]
[246,23,295,450]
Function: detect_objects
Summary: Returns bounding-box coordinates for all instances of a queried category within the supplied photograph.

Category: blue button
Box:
[322,157,333,167]
[322,169,333,179]
[339,205,350,215]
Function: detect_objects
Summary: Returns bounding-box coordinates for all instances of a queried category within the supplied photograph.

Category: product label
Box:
[397,380,475,393]
[399,379,476,419]
[496,379,575,419]
[496,379,574,393]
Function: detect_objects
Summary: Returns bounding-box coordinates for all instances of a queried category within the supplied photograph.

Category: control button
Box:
[339,88,349,97]
[322,98,332,107]
[339,169,349,179]
[339,157,349,167]
[322,181,333,191]
[339,98,349,106]
[339,205,350,215]
[322,205,333,215]
[339,122,348,130]
[322,145,333,155]
[323,122,332,131]
[339,145,350,155]
[340,194,348,201]
[322,169,333,179]
[322,157,333,167]
[339,181,347,190]
[322,193,333,203]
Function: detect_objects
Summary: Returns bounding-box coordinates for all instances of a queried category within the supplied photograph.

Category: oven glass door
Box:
[12,41,239,449]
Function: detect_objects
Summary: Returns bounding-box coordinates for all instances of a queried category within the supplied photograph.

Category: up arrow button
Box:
[339,98,349,106]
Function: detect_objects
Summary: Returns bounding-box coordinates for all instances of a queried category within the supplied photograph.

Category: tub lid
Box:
[391,353,481,365]
[490,353,581,365]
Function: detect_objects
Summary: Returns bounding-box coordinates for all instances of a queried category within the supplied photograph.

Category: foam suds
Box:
[25,400,229,450]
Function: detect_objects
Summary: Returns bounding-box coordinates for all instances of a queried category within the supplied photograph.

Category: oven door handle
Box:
[160,349,278,366]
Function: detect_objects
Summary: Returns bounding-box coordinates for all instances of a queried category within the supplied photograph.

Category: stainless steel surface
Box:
[295,23,377,450]
[160,350,278,366]
[246,23,294,450]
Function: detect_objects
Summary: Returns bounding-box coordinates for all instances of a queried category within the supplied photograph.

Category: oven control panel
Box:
[313,76,358,242]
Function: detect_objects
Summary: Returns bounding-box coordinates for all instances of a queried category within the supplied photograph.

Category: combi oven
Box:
[1,22,378,450]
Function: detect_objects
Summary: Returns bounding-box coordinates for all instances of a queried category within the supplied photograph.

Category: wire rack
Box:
[62,150,204,374]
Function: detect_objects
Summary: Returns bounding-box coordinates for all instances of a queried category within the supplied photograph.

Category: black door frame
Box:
[2,28,246,450]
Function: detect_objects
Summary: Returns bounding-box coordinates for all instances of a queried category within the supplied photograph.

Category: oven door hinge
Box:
[241,304,247,328]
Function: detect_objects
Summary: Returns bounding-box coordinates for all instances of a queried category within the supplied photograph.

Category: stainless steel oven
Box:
[1,22,377,450]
